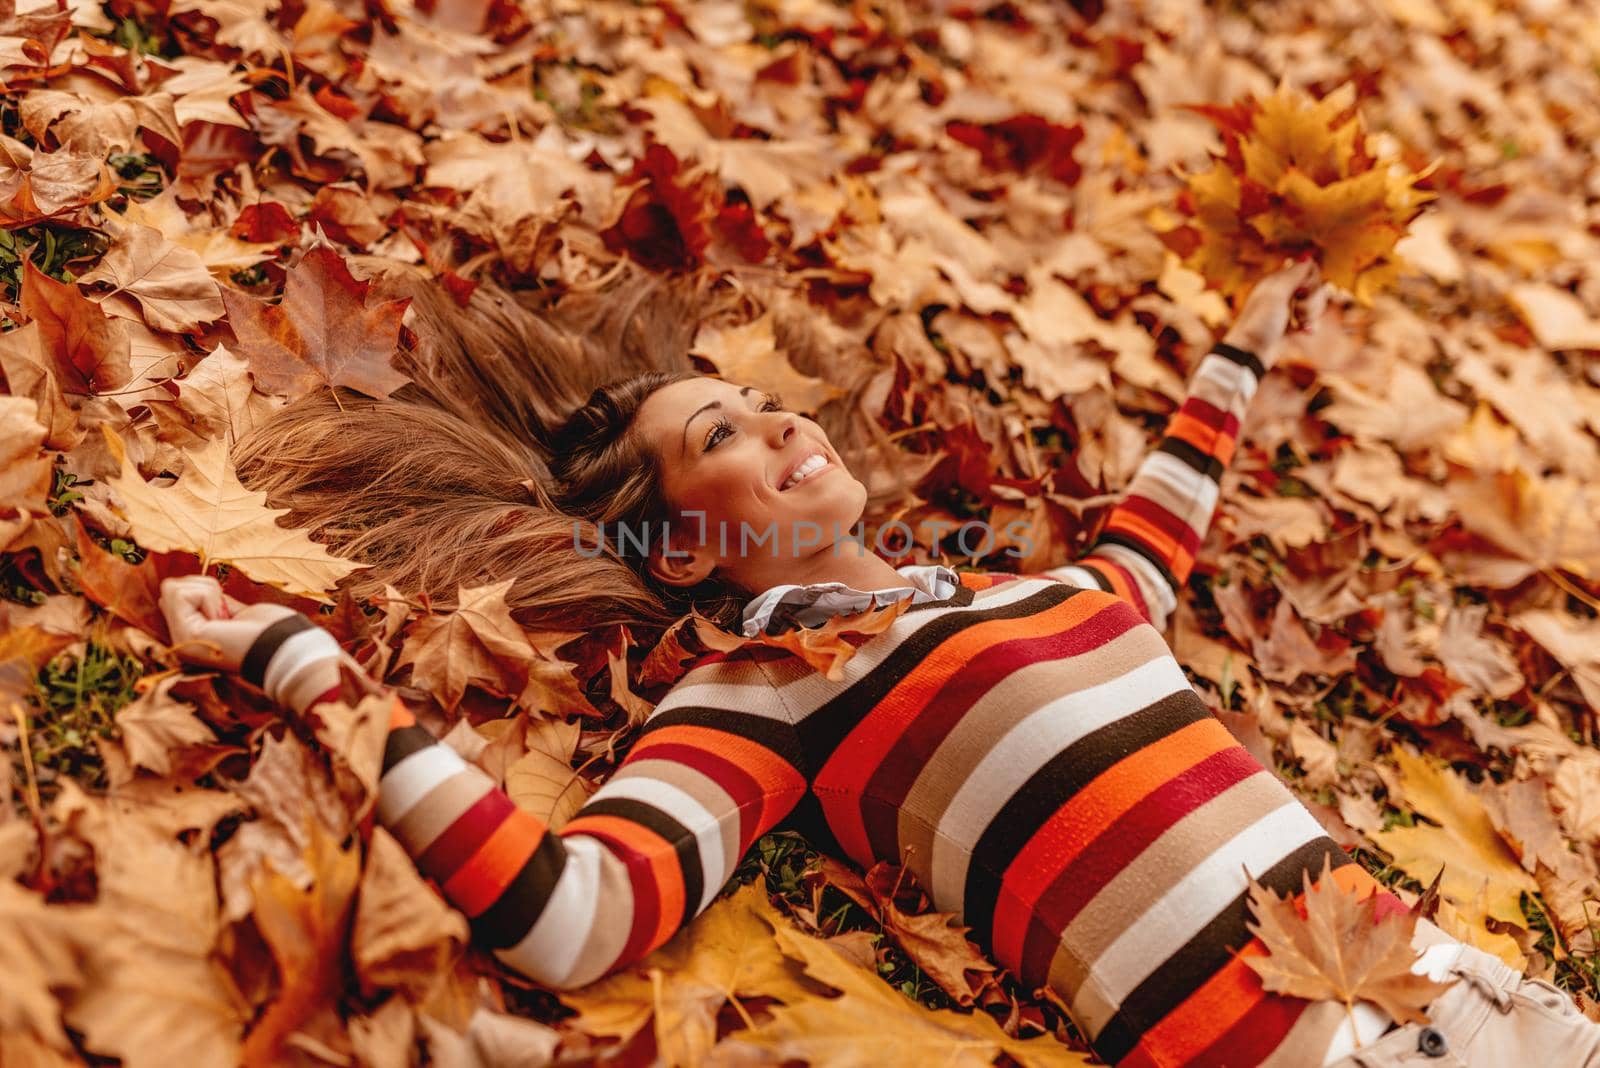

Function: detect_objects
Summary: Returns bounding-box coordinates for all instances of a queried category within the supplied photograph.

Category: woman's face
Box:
[633,376,868,591]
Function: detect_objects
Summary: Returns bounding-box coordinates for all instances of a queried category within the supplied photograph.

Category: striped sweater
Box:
[251,340,1411,1066]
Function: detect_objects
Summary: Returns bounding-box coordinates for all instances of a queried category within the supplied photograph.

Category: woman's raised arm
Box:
[159,575,808,989]
[1037,260,1328,631]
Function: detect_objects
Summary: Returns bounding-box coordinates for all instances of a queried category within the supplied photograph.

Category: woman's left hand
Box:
[1223,257,1333,360]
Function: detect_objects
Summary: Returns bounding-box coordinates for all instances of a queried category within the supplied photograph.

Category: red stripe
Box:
[1016,748,1264,986]
[1173,983,1307,1067]
[1178,394,1239,438]
[1119,492,1204,559]
[416,786,517,884]
[624,740,765,847]
[1078,558,1151,623]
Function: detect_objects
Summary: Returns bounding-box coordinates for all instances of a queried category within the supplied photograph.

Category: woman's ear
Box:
[646,520,717,588]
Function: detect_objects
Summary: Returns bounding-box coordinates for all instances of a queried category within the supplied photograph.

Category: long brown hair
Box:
[231,261,922,635]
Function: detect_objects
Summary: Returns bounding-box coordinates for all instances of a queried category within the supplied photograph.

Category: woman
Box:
[160,260,1600,1067]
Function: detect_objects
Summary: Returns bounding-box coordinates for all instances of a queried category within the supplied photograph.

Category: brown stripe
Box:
[896,619,1168,881]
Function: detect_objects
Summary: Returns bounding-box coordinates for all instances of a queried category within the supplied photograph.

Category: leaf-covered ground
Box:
[5,0,1600,1065]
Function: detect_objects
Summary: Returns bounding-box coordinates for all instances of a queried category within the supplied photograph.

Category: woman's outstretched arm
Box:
[160,575,808,989]
[1039,260,1328,630]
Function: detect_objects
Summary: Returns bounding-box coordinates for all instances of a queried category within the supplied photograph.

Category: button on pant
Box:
[1326,941,1600,1067]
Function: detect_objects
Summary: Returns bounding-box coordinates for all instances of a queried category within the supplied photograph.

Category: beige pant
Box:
[1326,939,1600,1067]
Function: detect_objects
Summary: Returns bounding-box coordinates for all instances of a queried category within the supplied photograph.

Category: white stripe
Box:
[1192,348,1259,404]
[261,626,341,703]
[1087,800,1327,1016]
[1091,542,1177,628]
[929,654,1193,910]
[585,774,729,914]
[1138,449,1222,527]
[376,744,472,825]
[495,835,607,988]
[1132,450,1221,528]
[1039,564,1104,591]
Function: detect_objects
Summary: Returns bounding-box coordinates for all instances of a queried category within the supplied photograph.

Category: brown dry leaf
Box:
[1243,855,1454,1028]
[691,311,846,414]
[112,670,216,776]
[742,597,913,681]
[242,813,362,1067]
[54,781,246,1068]
[396,578,536,712]
[351,825,469,1000]
[0,319,84,450]
[503,715,591,829]
[221,244,412,400]
[103,427,365,600]
[72,518,170,640]
[560,880,819,1064]
[0,880,106,1053]
[1371,749,1538,933]
[18,259,132,395]
[76,222,225,333]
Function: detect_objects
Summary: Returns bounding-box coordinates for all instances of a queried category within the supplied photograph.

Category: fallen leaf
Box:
[221,244,412,400]
[76,222,225,333]
[1243,854,1454,1028]
[103,427,365,599]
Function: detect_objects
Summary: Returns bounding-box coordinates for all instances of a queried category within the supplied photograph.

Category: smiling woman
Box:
[205,262,1600,1067]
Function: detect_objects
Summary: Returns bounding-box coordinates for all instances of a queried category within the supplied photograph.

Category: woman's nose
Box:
[769,413,797,447]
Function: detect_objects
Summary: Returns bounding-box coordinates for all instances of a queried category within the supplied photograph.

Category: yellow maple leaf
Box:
[559,880,819,1067]
[1371,748,1537,946]
[1243,855,1455,1033]
[1168,79,1438,307]
[689,311,847,415]
[729,896,1090,1068]
[102,426,364,601]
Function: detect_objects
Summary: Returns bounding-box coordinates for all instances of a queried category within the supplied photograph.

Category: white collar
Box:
[740,563,962,638]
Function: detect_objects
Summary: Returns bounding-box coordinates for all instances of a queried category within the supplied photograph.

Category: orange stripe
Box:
[1082,559,1138,607]
[388,695,416,729]
[813,591,1124,864]
[992,719,1235,964]
[1167,412,1237,467]
[441,807,544,916]
[1128,943,1272,1065]
[1104,511,1182,563]
[561,812,686,952]
[629,724,805,826]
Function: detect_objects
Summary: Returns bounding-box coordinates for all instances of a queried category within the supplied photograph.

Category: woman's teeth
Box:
[782,455,827,490]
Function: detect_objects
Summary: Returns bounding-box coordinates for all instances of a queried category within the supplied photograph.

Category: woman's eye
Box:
[705,418,734,450]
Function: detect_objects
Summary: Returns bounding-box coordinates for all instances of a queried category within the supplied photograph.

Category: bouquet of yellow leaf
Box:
[1160,79,1439,307]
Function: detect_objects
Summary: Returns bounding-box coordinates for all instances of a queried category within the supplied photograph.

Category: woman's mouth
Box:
[779,453,832,491]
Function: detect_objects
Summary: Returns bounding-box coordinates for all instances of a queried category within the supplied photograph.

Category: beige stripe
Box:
[610,755,742,889]
[1045,769,1288,1005]
[898,617,1168,895]
[556,836,638,987]
[389,765,497,857]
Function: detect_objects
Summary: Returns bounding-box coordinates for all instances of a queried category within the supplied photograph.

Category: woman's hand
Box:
[1222,257,1333,361]
[159,574,300,672]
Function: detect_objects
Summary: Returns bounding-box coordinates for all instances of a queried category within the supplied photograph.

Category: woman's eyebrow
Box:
[680,386,756,454]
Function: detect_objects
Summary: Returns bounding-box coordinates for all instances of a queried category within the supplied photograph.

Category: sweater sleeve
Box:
[1036,340,1268,631]
[244,619,808,990]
